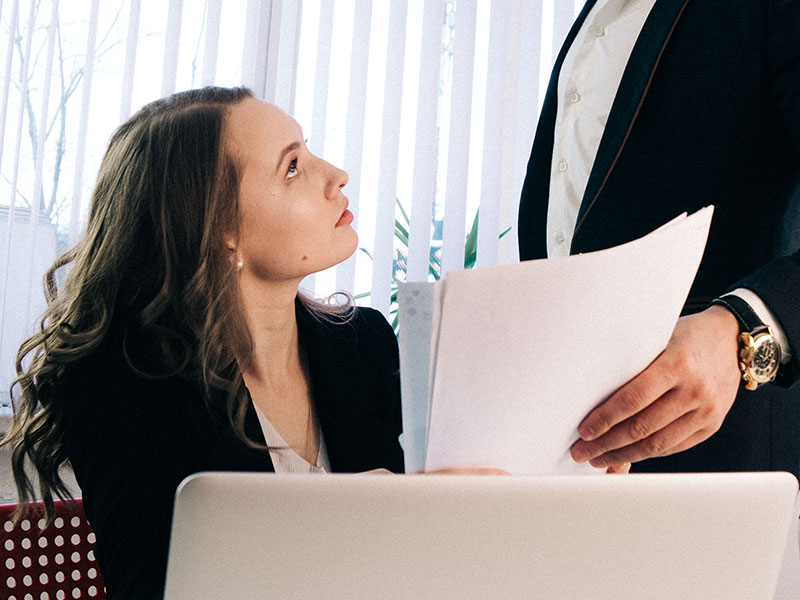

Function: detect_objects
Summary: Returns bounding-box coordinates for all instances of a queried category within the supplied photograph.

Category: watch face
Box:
[751,336,780,382]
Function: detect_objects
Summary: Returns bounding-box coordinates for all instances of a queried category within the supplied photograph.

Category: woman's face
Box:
[224,97,356,283]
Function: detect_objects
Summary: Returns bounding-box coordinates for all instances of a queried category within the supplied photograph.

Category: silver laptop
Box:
[163,472,798,600]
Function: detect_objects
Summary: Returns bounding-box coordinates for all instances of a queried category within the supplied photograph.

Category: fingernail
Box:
[572,448,589,462]
[578,424,595,441]
[590,457,607,468]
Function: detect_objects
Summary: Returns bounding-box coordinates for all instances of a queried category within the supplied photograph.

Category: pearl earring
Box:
[235,260,243,271]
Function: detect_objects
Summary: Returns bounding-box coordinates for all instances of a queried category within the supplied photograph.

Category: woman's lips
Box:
[336,209,353,227]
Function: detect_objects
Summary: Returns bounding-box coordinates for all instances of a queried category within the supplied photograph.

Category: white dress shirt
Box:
[547,0,791,362]
[547,0,657,257]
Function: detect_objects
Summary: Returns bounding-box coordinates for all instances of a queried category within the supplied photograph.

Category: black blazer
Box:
[61,303,403,599]
[518,0,800,475]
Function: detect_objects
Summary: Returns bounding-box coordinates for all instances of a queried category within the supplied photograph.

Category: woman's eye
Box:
[287,158,299,179]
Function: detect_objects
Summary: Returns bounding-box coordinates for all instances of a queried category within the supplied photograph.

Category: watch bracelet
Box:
[709,296,780,390]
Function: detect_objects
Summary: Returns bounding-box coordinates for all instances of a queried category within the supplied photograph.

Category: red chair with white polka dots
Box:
[1,499,106,600]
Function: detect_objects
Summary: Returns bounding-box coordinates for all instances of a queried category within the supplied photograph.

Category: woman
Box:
[2,87,405,598]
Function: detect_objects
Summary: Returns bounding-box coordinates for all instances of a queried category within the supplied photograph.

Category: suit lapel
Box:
[202,370,275,472]
[517,1,597,260]
[296,302,388,472]
[546,0,598,111]
[573,0,690,240]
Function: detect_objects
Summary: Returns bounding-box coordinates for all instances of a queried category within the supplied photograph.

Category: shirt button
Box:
[569,92,581,103]
[590,26,605,37]
[558,160,568,172]
[556,232,566,244]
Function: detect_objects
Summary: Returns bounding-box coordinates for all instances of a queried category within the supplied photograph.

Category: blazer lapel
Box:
[573,0,690,241]
[296,303,393,472]
[538,0,598,139]
[201,372,275,472]
[518,1,597,260]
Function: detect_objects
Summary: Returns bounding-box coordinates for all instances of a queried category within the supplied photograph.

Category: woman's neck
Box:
[236,275,319,464]
[237,276,302,384]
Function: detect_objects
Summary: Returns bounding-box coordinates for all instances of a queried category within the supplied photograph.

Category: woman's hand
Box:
[361,468,510,475]
[425,468,510,475]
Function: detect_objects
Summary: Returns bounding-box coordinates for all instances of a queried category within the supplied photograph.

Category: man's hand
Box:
[570,305,742,468]
[605,463,631,474]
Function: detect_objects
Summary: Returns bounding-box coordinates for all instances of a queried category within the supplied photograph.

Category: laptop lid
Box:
[164,472,797,600]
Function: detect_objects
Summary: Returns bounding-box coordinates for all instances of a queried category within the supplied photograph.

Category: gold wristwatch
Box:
[710,295,781,390]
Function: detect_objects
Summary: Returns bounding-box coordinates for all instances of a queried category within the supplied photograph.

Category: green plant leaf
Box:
[354,197,511,335]
[395,219,409,247]
[396,197,411,227]
[464,209,480,264]
[464,252,477,270]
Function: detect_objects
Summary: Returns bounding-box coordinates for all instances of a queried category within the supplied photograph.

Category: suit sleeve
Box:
[733,0,800,385]
[62,365,207,600]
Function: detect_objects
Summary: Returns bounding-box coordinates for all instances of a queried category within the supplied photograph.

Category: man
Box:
[518,0,800,476]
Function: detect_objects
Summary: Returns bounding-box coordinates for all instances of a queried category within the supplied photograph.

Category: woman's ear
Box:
[223,231,237,255]
[223,233,244,272]
[223,232,240,268]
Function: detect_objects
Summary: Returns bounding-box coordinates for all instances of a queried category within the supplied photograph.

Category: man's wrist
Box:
[706,304,742,367]
[706,304,741,336]
[725,289,791,364]
[709,296,783,390]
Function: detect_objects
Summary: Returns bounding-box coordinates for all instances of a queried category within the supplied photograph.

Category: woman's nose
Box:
[325,162,348,199]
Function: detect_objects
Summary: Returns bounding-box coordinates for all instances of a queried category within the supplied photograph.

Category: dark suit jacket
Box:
[61,303,403,599]
[518,0,800,475]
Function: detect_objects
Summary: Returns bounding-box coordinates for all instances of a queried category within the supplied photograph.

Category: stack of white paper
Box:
[398,206,714,475]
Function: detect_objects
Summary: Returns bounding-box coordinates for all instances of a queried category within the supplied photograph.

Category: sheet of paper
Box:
[400,206,713,475]
[397,283,436,473]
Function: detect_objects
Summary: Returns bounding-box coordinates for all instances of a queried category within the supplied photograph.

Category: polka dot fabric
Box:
[1,499,107,600]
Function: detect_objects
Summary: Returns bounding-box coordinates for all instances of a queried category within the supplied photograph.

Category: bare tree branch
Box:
[53,191,71,220]
[8,1,176,229]
[13,2,125,223]
[0,172,31,208]
[45,62,82,139]
[190,1,209,88]
[22,1,47,85]
[15,3,45,211]
[95,3,124,56]
[47,18,67,219]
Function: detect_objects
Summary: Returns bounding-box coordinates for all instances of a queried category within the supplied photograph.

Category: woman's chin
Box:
[303,232,359,278]
[339,228,359,262]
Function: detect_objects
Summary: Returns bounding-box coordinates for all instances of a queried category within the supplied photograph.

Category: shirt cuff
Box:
[724,288,792,364]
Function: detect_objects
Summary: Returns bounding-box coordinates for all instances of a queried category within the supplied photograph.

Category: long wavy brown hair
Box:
[1,86,318,523]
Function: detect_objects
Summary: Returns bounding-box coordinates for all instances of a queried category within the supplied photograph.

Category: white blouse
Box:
[253,404,331,474]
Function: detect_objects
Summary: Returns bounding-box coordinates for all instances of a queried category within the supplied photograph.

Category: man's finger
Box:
[571,388,692,463]
[605,462,631,474]
[659,428,717,457]
[578,352,676,441]
[587,409,706,466]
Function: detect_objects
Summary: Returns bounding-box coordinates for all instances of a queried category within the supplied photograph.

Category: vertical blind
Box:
[0,0,582,412]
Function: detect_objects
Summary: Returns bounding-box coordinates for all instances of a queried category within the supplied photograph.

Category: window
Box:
[0,0,581,414]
